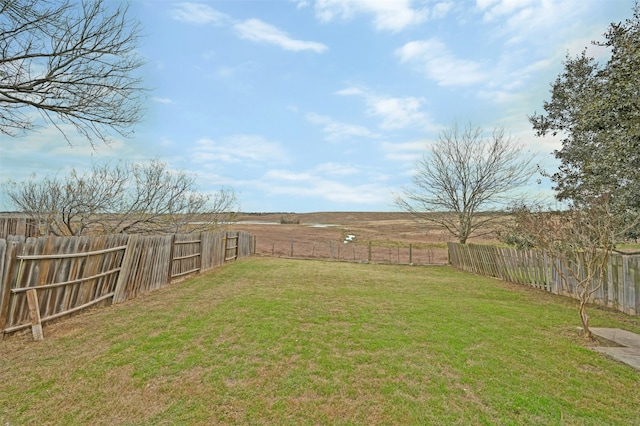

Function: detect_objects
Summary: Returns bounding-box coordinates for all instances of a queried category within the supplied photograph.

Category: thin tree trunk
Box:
[579,299,591,339]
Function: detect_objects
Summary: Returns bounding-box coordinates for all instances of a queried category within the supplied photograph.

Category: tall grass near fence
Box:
[448,243,640,316]
[0,230,253,340]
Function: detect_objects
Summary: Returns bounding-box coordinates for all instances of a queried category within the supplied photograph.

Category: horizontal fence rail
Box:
[448,243,640,316]
[0,230,254,340]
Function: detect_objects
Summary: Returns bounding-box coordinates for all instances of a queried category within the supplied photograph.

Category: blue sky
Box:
[0,0,633,212]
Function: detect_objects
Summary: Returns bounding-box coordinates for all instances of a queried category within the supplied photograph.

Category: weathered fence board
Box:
[448,242,640,316]
[171,234,201,279]
[0,217,39,239]
[201,231,223,270]
[1,230,254,340]
[1,235,128,334]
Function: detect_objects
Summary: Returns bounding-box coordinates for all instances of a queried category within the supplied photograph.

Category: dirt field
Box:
[230,212,499,265]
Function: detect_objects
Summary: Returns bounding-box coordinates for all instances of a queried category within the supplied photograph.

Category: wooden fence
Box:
[0,230,253,340]
[254,236,448,265]
[0,217,40,239]
[448,243,640,316]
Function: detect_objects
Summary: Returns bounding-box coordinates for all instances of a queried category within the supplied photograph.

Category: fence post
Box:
[26,289,43,341]
[409,244,412,265]
[199,232,206,273]
[223,232,227,262]
[168,233,177,282]
[368,241,372,262]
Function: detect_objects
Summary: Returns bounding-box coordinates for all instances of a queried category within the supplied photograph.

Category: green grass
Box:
[1,257,639,425]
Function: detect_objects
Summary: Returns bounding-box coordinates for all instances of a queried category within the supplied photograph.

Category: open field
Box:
[2,257,639,425]
[231,212,500,265]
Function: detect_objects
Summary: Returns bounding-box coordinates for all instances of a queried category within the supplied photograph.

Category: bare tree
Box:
[3,160,240,236]
[395,123,536,244]
[505,195,638,338]
[0,0,145,146]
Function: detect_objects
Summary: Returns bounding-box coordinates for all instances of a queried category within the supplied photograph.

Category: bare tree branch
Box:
[3,160,240,236]
[503,195,640,338]
[395,123,536,243]
[0,0,146,147]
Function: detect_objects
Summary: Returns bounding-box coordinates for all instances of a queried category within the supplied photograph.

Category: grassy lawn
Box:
[1,257,639,425]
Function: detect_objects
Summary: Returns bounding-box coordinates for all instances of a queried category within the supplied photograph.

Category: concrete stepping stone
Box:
[590,328,640,370]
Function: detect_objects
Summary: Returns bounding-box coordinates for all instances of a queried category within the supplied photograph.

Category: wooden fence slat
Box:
[112,235,135,304]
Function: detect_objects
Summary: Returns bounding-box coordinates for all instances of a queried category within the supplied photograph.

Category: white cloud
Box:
[306,112,378,142]
[292,0,311,9]
[431,2,454,19]
[233,19,328,53]
[264,169,313,182]
[396,38,486,86]
[261,169,391,205]
[0,119,137,198]
[380,140,428,162]
[314,162,360,176]
[367,96,427,130]
[152,97,173,104]
[476,0,589,46]
[336,87,434,130]
[172,4,327,53]
[477,0,536,22]
[314,0,429,32]
[334,87,365,96]
[170,3,230,25]
[191,135,290,165]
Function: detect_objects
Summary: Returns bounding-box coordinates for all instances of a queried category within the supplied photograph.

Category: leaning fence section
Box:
[448,242,640,316]
[0,235,129,337]
[0,230,253,340]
